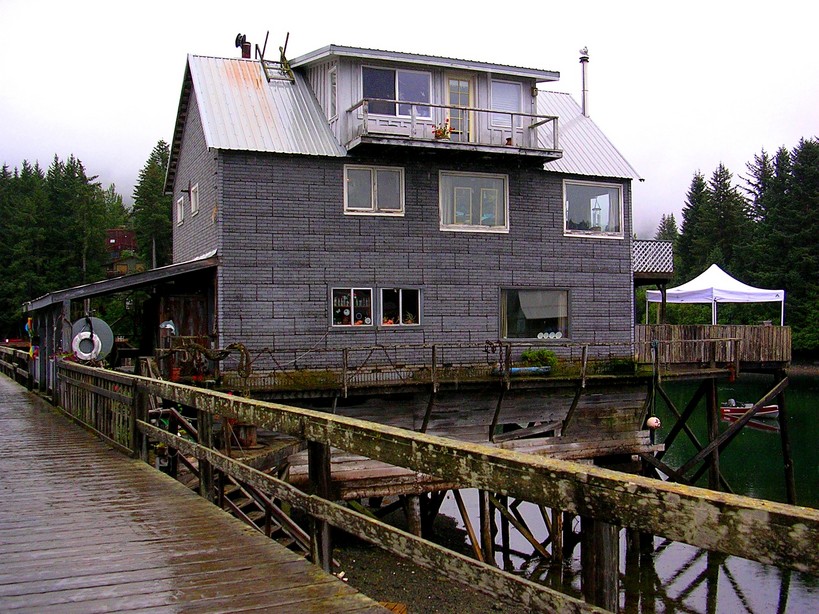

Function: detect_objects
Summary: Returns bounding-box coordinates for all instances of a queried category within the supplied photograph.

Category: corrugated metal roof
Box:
[291,45,560,83]
[187,55,346,158]
[538,92,641,180]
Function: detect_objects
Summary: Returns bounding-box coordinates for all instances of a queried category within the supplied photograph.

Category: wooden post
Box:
[580,516,619,612]
[776,373,797,504]
[479,490,495,566]
[308,440,332,572]
[706,378,720,490]
[404,494,422,537]
[551,508,563,563]
[133,383,149,461]
[500,494,511,569]
[198,408,214,502]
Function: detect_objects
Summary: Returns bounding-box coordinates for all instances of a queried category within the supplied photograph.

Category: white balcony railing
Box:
[344,98,559,153]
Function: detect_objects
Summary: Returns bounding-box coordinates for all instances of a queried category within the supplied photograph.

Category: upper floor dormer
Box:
[290,46,563,161]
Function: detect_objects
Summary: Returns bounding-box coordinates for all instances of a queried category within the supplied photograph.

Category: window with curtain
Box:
[564,180,623,237]
[501,289,568,339]
[362,67,430,118]
[440,172,508,231]
[491,80,521,127]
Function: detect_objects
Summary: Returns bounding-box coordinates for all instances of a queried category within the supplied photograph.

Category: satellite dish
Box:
[71,317,114,361]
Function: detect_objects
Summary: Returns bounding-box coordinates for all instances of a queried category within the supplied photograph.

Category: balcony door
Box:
[447,75,474,143]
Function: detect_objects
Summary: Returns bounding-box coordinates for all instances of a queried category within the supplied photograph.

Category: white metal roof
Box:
[538,92,641,180]
[187,55,346,158]
[292,45,560,83]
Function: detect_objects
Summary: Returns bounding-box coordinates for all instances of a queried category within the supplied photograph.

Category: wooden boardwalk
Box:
[0,376,385,613]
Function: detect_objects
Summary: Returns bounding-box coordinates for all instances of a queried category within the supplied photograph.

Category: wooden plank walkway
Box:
[0,375,385,613]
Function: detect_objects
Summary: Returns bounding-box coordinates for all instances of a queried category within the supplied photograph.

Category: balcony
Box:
[341,98,562,161]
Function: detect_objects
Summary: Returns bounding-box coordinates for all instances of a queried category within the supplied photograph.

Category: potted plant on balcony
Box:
[432,118,451,140]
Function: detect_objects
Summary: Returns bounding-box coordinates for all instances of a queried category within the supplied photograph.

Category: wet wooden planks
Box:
[0,376,385,613]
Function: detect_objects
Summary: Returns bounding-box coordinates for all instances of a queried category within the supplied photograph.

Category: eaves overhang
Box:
[291,45,560,83]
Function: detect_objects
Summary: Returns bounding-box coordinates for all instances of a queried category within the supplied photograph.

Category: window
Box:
[564,180,623,236]
[332,288,373,326]
[329,67,337,118]
[344,165,404,215]
[362,66,431,117]
[501,289,568,339]
[190,183,199,215]
[491,80,521,127]
[176,197,184,225]
[381,288,420,326]
[440,172,508,231]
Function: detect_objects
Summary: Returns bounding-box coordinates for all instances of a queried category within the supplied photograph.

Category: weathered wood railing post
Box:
[308,440,332,572]
[198,407,214,502]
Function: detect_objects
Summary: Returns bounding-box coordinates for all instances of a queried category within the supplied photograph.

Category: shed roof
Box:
[538,91,641,181]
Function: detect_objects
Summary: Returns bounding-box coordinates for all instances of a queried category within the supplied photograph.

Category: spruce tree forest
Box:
[1,138,817,354]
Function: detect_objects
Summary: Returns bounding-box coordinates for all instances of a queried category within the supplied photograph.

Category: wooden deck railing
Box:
[50,359,818,612]
[0,346,31,388]
[635,325,791,367]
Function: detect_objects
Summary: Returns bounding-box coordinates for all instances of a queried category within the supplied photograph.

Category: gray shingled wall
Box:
[172,90,219,263]
[212,150,633,369]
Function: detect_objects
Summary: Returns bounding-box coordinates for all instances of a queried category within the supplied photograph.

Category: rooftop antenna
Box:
[579,47,590,117]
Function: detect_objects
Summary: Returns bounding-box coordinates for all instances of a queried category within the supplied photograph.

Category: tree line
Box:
[0,141,172,338]
[647,137,819,353]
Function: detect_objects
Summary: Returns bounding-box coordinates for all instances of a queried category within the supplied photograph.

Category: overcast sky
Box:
[1,0,815,237]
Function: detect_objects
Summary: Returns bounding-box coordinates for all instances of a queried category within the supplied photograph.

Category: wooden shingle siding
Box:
[214,150,632,369]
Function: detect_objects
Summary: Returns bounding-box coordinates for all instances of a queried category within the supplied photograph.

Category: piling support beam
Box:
[581,516,619,612]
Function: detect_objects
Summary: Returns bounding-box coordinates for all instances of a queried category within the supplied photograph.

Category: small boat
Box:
[722,415,780,433]
[720,399,779,419]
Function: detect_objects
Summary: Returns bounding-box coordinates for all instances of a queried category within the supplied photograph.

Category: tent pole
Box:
[780,300,785,326]
[712,301,717,326]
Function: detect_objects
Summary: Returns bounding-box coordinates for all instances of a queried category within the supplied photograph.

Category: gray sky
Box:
[1,0,816,238]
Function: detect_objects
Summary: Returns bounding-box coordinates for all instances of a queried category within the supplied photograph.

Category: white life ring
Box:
[72,331,102,361]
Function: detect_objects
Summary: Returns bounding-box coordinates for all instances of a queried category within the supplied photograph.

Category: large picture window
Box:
[440,172,508,231]
[501,289,568,339]
[381,288,420,326]
[332,288,373,327]
[344,165,404,215]
[362,67,431,118]
[564,180,623,236]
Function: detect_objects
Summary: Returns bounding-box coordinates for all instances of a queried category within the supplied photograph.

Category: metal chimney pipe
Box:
[579,47,590,117]
[242,41,251,59]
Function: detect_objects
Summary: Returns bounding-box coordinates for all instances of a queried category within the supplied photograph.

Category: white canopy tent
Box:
[645,264,785,325]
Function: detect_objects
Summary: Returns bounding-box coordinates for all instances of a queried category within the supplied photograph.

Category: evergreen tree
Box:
[706,163,752,277]
[654,213,679,241]
[132,141,172,268]
[675,172,710,283]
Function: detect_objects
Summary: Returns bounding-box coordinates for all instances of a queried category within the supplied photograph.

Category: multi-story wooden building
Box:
[164,44,641,369]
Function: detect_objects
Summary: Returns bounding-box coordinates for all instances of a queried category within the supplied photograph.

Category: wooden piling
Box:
[308,440,333,572]
[580,516,619,612]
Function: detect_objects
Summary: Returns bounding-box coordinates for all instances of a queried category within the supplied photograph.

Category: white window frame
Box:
[500,288,570,340]
[344,165,405,216]
[176,196,184,225]
[361,66,431,118]
[563,179,624,238]
[439,171,509,233]
[331,287,374,327]
[190,183,199,216]
[380,288,421,326]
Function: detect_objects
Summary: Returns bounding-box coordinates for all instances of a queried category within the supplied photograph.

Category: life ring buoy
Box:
[72,331,102,361]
